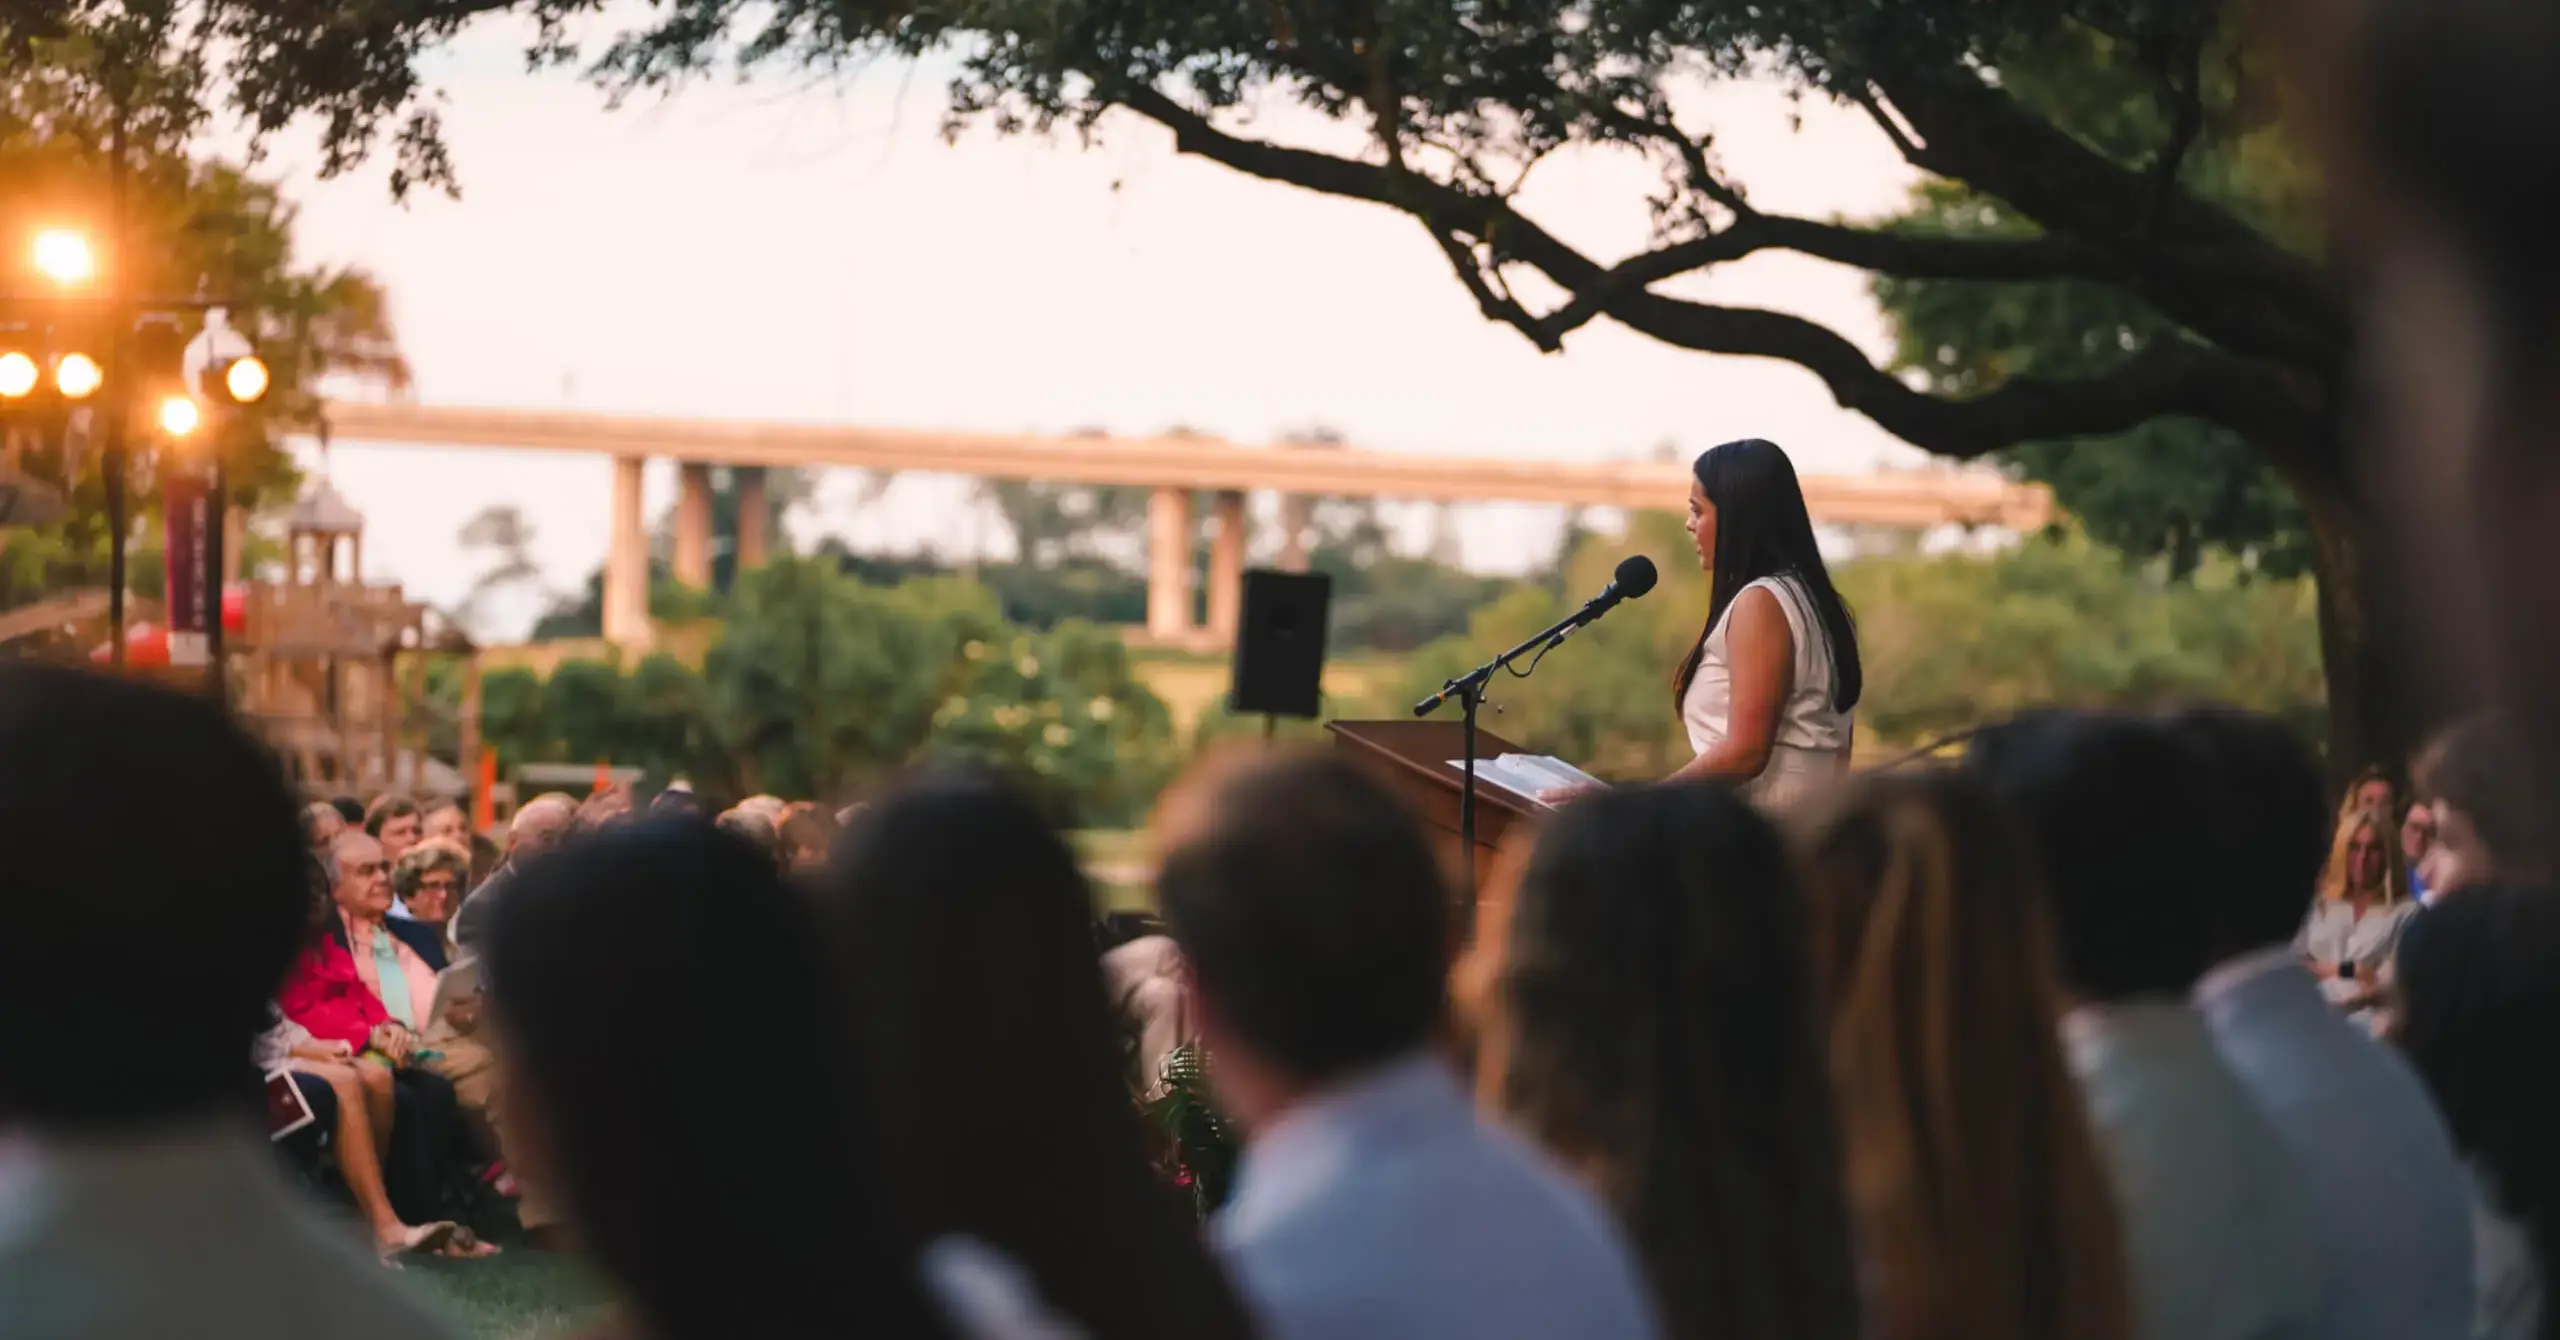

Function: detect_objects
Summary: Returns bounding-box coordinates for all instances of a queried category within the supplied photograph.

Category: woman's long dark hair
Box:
[1488,781,1862,1340]
[1675,438,1863,714]
[2395,884,2560,1340]
[822,768,1258,1340]
[485,822,953,1340]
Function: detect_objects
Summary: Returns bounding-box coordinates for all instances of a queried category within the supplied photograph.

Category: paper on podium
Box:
[1449,753,1607,809]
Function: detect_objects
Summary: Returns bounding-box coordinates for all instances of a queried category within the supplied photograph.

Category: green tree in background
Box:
[479,561,1181,827]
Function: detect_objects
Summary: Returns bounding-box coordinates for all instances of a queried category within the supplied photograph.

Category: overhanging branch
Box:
[1118,85,2323,464]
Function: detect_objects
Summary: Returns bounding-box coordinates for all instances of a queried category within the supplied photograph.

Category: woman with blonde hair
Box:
[2301,804,2413,1013]
[1790,770,2133,1340]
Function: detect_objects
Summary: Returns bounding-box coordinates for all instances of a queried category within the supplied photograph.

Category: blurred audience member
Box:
[368,795,425,918]
[1155,748,1660,1340]
[2414,716,2546,900]
[330,830,448,1015]
[1792,772,2127,1340]
[778,805,836,877]
[302,800,347,854]
[2405,802,2441,905]
[2305,805,2413,1013]
[714,807,778,861]
[366,794,423,866]
[2396,887,2560,1340]
[737,793,787,826]
[828,770,1257,1340]
[281,841,480,1249]
[2172,708,2474,1340]
[486,822,1070,1340]
[573,784,636,838]
[0,664,459,1338]
[331,796,366,826]
[258,870,458,1263]
[648,786,705,821]
[420,796,470,852]
[394,840,470,938]
[2351,767,2399,818]
[1485,782,1861,1340]
[1968,712,2322,1340]
[451,792,578,958]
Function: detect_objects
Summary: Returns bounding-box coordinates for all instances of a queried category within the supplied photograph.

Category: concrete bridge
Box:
[321,403,2054,652]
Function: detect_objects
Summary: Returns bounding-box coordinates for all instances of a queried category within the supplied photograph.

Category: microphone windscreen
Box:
[1614,555,1659,600]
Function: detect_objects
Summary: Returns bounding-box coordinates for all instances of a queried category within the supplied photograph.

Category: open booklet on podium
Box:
[1452,754,1606,810]
[1328,720,1601,906]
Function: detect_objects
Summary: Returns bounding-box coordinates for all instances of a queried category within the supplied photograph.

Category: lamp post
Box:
[180,309,268,700]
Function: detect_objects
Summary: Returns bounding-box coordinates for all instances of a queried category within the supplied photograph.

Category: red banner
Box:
[162,459,211,667]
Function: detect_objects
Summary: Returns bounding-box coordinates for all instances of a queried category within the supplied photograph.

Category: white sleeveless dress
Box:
[1681,574,1853,810]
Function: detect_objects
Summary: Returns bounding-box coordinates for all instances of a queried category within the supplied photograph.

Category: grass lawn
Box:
[409,1251,612,1339]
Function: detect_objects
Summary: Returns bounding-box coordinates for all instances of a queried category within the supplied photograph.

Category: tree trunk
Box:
[2293,462,2451,792]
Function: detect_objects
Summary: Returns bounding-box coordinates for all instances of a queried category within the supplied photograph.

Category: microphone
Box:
[1412,555,1659,716]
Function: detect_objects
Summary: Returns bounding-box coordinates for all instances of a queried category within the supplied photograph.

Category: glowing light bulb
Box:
[158,395,201,438]
[31,229,95,286]
[54,353,102,399]
[0,351,37,399]
[224,356,269,404]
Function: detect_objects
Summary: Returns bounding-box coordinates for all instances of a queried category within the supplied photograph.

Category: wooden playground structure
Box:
[2,482,487,807]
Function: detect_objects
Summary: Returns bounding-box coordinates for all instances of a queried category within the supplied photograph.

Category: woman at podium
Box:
[1666,439,1863,808]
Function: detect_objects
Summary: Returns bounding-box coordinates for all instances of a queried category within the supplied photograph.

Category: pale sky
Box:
[242,16,1933,639]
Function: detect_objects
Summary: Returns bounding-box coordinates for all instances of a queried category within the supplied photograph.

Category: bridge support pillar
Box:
[604,454,654,652]
[734,466,769,575]
[674,462,714,590]
[1207,490,1247,645]
[1276,494,1311,572]
[1147,486,1194,643]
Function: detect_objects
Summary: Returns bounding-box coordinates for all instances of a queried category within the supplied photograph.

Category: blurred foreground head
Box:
[1154,746,1451,1122]
[825,768,1255,1340]
[0,665,306,1130]
[486,821,949,1340]
[1494,781,1860,1340]
[1792,771,2130,1340]
[1965,712,2216,1001]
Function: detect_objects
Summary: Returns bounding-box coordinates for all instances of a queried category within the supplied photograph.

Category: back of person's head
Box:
[1155,747,1452,1087]
[1964,711,2216,1001]
[2164,707,2332,956]
[485,821,949,1340]
[1492,780,1860,1340]
[648,787,705,820]
[0,665,306,1129]
[714,807,777,856]
[330,795,365,825]
[825,768,1255,1340]
[2415,715,2542,878]
[299,800,344,848]
[1791,771,2130,1340]
[2394,884,2560,1312]
[777,807,835,870]
[571,783,634,838]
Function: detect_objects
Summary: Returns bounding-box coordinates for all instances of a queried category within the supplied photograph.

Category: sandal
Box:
[432,1226,502,1260]
[378,1221,460,1265]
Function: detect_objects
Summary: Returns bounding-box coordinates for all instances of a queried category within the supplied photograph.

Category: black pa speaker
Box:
[1228,569,1332,719]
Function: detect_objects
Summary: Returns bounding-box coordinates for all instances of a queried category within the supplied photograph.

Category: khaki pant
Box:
[426,1030,560,1231]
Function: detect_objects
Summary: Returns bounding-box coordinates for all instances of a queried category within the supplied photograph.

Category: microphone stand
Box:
[1413,594,1619,895]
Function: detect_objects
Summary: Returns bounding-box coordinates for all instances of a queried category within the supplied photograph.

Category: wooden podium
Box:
[1328,719,1547,908]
